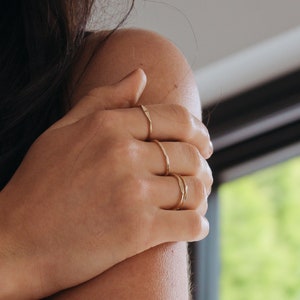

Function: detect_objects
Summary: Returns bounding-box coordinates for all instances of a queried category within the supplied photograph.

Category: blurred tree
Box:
[220,156,300,300]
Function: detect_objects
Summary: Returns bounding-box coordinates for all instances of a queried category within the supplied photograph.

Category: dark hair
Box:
[0,0,134,189]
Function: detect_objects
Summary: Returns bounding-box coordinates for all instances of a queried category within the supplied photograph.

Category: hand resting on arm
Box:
[47,29,213,299]
[0,64,212,299]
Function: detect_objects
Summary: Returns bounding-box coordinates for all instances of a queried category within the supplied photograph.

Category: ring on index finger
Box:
[140,105,153,140]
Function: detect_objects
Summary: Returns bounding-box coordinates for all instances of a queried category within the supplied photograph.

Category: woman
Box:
[0,1,213,299]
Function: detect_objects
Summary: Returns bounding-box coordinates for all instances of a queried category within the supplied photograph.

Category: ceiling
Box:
[128,0,300,69]
[127,1,300,105]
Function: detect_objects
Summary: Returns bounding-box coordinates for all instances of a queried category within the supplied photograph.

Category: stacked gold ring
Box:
[170,174,188,210]
[139,105,188,210]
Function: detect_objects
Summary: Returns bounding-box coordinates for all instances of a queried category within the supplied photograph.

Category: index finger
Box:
[118,104,213,159]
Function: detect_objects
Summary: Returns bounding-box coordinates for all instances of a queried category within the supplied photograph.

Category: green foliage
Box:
[219,156,300,300]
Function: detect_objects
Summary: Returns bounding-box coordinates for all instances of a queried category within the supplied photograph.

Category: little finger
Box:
[153,210,209,243]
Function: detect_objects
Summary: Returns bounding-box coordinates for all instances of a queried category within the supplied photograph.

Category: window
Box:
[190,69,300,300]
[220,156,300,300]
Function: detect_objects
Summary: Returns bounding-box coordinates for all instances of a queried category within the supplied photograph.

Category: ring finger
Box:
[148,175,208,213]
[142,140,209,177]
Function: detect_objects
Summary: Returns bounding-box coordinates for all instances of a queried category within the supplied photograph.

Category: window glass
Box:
[219,156,300,300]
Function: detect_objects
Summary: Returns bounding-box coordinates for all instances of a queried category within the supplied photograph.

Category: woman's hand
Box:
[0,69,213,299]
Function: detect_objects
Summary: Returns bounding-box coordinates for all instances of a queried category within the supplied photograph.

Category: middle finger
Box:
[141,140,208,177]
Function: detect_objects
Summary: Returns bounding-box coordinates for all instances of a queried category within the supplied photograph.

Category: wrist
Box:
[0,193,44,299]
[0,227,47,299]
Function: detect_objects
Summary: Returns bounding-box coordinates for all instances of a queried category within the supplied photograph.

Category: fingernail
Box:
[207,141,214,157]
[200,217,210,239]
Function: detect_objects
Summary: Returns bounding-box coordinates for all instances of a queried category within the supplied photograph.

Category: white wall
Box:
[128,0,300,69]
[127,1,300,105]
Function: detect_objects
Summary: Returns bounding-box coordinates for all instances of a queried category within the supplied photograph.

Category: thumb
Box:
[88,68,147,110]
[51,68,147,129]
[110,68,147,108]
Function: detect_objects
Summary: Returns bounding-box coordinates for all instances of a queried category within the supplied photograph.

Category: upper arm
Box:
[54,28,201,300]
[70,28,201,118]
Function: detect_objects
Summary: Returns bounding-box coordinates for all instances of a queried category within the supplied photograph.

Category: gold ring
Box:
[140,105,153,140]
[153,140,170,176]
[170,174,188,210]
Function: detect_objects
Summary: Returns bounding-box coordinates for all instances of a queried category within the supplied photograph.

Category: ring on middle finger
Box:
[153,139,170,176]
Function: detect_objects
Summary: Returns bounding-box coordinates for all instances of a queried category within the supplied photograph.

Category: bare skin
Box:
[0,29,212,299]
[47,29,212,299]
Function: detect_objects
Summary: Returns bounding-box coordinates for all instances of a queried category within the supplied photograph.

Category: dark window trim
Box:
[203,68,300,176]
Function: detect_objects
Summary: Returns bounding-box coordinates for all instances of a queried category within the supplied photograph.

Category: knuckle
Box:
[192,177,206,200]
[171,104,192,123]
[208,170,214,188]
[108,139,139,176]
[99,110,118,130]
[186,115,196,135]
[122,175,147,204]
[186,144,202,172]
[133,176,147,198]
[188,212,203,239]
[112,139,139,163]
[204,164,214,193]
[172,103,188,114]
[169,103,186,115]
[201,123,210,140]
[201,159,214,186]
[198,122,210,141]
[191,177,206,209]
[200,199,208,216]
[168,104,196,140]
[180,110,195,137]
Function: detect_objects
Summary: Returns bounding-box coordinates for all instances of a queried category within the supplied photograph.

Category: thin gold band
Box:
[170,174,188,210]
[180,175,188,209]
[153,140,170,176]
[139,105,153,140]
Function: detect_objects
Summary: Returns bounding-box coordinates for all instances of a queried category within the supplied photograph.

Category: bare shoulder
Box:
[54,29,197,299]
[70,28,201,116]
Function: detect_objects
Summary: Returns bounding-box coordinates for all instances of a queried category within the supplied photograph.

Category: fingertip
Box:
[114,68,147,106]
[117,68,147,87]
[200,216,210,239]
[134,67,146,79]
[203,140,214,159]
[208,141,214,157]
[134,68,147,101]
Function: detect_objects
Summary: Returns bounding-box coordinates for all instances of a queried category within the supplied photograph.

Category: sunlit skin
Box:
[48,29,213,300]
[0,29,213,299]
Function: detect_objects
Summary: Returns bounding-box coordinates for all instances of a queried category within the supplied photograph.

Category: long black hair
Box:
[0,0,134,189]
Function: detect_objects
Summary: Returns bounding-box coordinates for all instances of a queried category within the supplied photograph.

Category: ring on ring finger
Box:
[170,174,188,210]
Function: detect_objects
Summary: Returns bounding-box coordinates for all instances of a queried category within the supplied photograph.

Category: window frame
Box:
[190,68,300,300]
